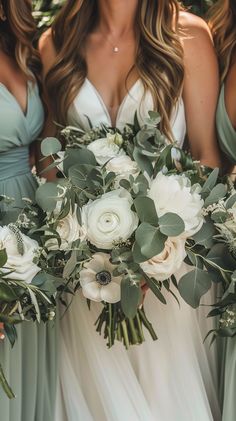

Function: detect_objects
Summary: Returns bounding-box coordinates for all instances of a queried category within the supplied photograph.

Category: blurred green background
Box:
[32,1,217,29]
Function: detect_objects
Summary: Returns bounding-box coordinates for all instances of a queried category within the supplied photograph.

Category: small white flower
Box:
[171,147,181,162]
[0,226,40,284]
[106,155,140,187]
[80,252,122,303]
[148,173,204,237]
[46,205,86,250]
[140,237,186,281]
[82,189,138,249]
[87,134,126,165]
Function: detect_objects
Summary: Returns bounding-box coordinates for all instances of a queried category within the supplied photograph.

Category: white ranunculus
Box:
[106,155,140,187]
[46,206,86,250]
[0,226,40,284]
[148,173,204,237]
[140,237,186,281]
[82,189,138,249]
[87,133,126,165]
[80,252,122,303]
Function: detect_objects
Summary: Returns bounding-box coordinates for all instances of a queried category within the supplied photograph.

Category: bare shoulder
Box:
[179,11,213,53]
[38,28,57,76]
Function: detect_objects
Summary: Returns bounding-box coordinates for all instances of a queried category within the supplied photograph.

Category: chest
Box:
[85,35,139,126]
[0,53,29,115]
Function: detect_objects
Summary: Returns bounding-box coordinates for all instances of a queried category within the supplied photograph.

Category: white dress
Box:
[55,79,221,421]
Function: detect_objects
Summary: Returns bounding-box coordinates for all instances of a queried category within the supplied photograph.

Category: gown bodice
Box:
[0,81,44,181]
[68,78,186,147]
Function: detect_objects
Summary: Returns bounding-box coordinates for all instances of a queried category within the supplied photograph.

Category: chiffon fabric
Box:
[0,81,58,421]
[216,83,236,421]
[55,78,221,421]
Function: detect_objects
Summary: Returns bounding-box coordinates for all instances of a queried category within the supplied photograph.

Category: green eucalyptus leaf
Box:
[0,249,7,267]
[133,147,153,177]
[201,168,219,198]
[192,218,216,248]
[204,184,227,207]
[178,268,212,308]
[206,243,236,272]
[69,164,94,188]
[134,197,158,226]
[63,250,78,279]
[64,148,96,175]
[135,222,167,260]
[226,194,236,210]
[41,137,62,157]
[145,277,167,304]
[159,213,185,237]
[35,182,59,212]
[4,323,17,348]
[211,211,227,224]
[121,277,141,318]
[0,283,18,302]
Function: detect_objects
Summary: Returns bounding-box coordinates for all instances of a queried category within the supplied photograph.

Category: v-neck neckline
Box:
[0,81,30,118]
[85,78,140,127]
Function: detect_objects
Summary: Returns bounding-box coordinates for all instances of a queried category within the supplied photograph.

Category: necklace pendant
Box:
[113,46,119,53]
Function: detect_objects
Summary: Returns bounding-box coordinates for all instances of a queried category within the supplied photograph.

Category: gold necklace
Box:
[101,32,120,53]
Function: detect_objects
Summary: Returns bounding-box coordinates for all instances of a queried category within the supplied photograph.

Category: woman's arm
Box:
[180,12,221,168]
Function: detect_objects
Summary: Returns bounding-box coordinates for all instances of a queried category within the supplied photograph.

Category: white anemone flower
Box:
[80,253,122,303]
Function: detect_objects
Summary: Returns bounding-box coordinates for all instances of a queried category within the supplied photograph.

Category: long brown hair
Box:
[0,0,40,79]
[209,0,236,81]
[45,0,185,140]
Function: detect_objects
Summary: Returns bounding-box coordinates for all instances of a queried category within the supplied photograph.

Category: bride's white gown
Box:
[55,79,221,421]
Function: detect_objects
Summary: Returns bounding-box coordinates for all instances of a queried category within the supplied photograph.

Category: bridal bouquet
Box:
[27,111,227,348]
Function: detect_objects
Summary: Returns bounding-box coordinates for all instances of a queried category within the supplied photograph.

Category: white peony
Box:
[0,226,40,284]
[106,155,140,187]
[46,206,86,250]
[80,252,122,303]
[82,189,138,249]
[87,133,126,165]
[140,237,186,281]
[148,173,204,237]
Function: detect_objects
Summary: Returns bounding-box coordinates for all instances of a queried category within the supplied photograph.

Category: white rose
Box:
[82,189,138,249]
[148,173,204,237]
[140,237,186,281]
[80,252,122,303]
[106,155,140,187]
[0,226,40,284]
[46,205,86,250]
[87,134,126,165]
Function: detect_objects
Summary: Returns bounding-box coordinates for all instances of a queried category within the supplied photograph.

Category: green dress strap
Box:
[216,84,236,163]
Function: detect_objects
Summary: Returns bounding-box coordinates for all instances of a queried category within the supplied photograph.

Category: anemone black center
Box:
[96,271,112,286]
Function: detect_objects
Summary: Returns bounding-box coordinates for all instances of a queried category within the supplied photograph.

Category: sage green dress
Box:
[216,84,236,421]
[0,82,58,421]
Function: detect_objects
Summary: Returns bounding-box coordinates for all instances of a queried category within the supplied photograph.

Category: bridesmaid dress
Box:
[0,81,58,421]
[216,84,236,421]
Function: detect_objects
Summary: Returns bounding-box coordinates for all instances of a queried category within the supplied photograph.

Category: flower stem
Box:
[0,363,15,399]
[121,320,130,349]
[138,307,158,341]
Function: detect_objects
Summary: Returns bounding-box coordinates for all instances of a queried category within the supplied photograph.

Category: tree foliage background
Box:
[33,0,217,29]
